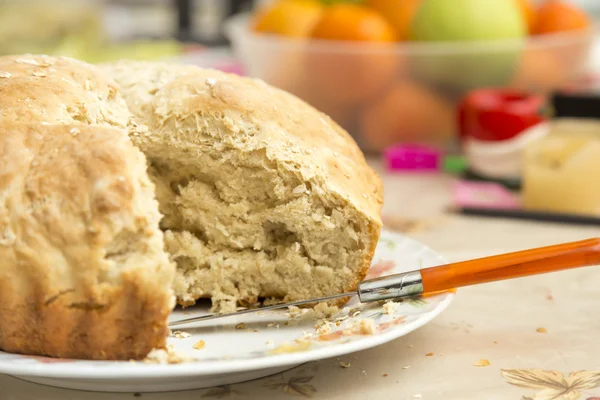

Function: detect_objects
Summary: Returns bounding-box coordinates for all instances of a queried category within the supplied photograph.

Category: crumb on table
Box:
[473,359,491,367]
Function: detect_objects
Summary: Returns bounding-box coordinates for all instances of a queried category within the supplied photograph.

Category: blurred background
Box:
[3,0,600,219]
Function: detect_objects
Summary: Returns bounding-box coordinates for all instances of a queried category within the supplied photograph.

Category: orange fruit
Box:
[366,0,421,41]
[511,49,567,94]
[302,47,401,106]
[280,72,359,130]
[304,4,399,106]
[309,4,397,42]
[532,0,591,35]
[251,0,324,38]
[515,0,536,33]
[360,81,454,151]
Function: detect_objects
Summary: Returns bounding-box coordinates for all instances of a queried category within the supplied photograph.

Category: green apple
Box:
[411,0,526,42]
[410,0,527,93]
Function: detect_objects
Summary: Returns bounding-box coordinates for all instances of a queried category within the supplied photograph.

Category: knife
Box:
[169,238,600,327]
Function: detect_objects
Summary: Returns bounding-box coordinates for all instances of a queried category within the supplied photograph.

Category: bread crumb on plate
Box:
[270,341,312,354]
[315,319,334,335]
[313,302,340,318]
[192,340,206,350]
[382,301,400,315]
[287,305,303,318]
[170,330,191,339]
[288,302,340,321]
[143,345,195,364]
[353,319,377,335]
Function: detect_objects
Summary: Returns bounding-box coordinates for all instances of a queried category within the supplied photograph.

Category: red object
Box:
[458,89,547,142]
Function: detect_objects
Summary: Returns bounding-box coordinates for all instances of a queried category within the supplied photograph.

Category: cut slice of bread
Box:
[0,123,174,360]
[104,61,384,313]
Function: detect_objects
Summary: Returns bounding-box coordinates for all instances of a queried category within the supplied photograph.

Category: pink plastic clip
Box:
[453,180,521,210]
[214,62,245,76]
[384,144,442,172]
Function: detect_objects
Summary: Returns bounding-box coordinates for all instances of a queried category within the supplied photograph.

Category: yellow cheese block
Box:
[523,119,600,216]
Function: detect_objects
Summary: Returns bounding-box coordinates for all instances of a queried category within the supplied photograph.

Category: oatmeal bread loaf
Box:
[104,61,384,312]
[0,55,174,360]
[0,53,382,362]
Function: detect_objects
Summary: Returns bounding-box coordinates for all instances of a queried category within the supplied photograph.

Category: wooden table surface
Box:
[3,159,600,400]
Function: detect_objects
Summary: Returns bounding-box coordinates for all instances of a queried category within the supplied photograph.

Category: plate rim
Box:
[0,231,454,379]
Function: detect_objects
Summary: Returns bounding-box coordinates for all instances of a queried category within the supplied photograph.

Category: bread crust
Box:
[0,275,171,360]
[0,54,130,127]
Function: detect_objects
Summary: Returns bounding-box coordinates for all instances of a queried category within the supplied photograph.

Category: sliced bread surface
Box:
[104,61,384,312]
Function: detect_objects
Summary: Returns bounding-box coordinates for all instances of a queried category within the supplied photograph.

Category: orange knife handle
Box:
[421,238,600,293]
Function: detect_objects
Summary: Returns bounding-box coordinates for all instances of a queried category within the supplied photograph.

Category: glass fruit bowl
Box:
[225,13,594,153]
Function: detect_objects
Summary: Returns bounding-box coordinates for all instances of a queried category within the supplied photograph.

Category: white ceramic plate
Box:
[0,231,454,393]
